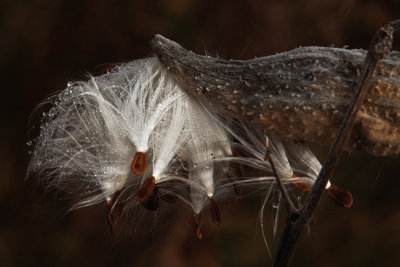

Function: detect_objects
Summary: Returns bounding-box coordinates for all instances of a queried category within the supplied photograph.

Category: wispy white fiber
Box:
[182,96,232,215]
[284,141,331,189]
[151,90,188,182]
[220,121,294,184]
[28,58,183,207]
[27,54,346,240]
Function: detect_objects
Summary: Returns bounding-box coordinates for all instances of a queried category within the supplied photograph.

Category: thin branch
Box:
[273,19,400,267]
[152,34,400,156]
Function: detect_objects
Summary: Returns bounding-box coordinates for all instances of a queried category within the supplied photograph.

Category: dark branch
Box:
[152,34,400,156]
[273,19,400,267]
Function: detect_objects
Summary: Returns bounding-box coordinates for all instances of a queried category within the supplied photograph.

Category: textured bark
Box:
[152,34,400,156]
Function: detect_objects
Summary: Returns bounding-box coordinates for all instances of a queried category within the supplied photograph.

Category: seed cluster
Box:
[27,57,352,237]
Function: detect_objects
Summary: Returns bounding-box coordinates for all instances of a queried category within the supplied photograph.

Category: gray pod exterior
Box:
[152,34,400,156]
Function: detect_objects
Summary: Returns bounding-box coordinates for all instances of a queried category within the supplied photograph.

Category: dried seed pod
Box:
[152,34,400,156]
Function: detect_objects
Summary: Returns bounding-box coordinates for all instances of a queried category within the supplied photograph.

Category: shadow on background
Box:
[1,0,400,266]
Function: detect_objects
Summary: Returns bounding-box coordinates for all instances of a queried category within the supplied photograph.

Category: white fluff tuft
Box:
[182,96,231,215]
[28,58,184,207]
[151,90,188,181]
[27,55,336,238]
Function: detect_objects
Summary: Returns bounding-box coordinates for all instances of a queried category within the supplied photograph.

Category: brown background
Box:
[1,0,400,266]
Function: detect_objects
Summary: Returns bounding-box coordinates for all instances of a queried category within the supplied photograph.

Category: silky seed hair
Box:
[151,91,188,182]
[182,95,232,216]
[283,141,353,208]
[217,120,293,187]
[28,58,185,208]
[27,76,136,207]
[27,55,349,237]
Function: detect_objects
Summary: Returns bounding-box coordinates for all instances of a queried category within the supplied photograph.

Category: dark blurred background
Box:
[1,0,400,266]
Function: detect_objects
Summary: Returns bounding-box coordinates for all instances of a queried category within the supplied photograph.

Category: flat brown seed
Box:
[197,227,203,240]
[327,184,354,208]
[106,189,124,231]
[232,183,241,198]
[107,211,116,231]
[131,152,147,174]
[230,161,243,198]
[135,176,156,202]
[194,214,203,240]
[209,197,221,226]
[97,63,116,75]
[161,193,178,203]
[291,174,312,192]
[142,186,160,211]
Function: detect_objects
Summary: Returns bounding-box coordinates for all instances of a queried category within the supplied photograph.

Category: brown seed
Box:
[327,184,353,208]
[161,193,178,203]
[232,182,241,198]
[230,162,243,198]
[230,148,247,198]
[197,226,203,240]
[291,173,312,192]
[106,189,124,231]
[142,186,160,211]
[135,176,156,202]
[97,63,116,75]
[194,214,203,240]
[131,152,147,174]
[209,197,221,226]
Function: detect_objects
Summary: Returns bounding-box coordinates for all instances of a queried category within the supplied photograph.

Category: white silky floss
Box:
[225,121,331,190]
[28,58,179,205]
[28,56,347,232]
[28,57,231,212]
[182,96,231,217]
